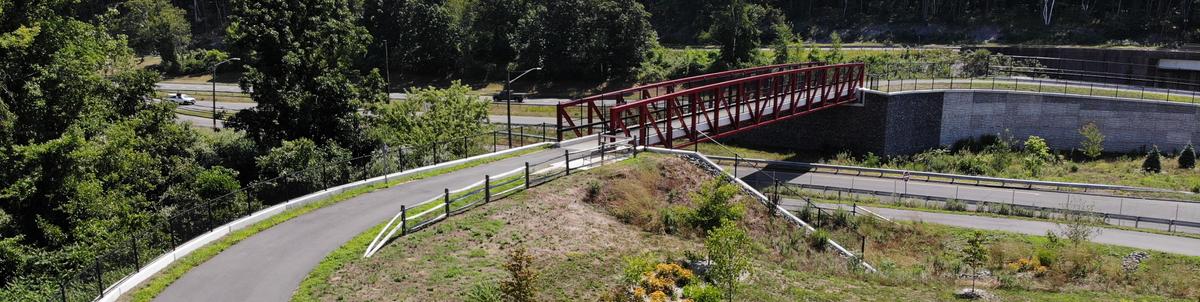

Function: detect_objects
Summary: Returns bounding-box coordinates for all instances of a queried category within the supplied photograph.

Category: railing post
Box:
[443,188,450,217]
[130,235,140,270]
[525,162,531,189]
[485,175,491,203]
[94,257,102,297]
[400,205,407,235]
[565,150,571,175]
[734,154,740,179]
[492,131,498,153]
[58,279,66,302]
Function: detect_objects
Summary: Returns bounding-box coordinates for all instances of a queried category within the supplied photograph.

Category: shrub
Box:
[808,229,830,251]
[943,199,967,211]
[465,282,503,302]
[682,284,722,302]
[255,138,352,201]
[500,247,539,302]
[1180,144,1196,169]
[621,254,657,284]
[1143,145,1163,173]
[688,180,745,232]
[1078,122,1105,159]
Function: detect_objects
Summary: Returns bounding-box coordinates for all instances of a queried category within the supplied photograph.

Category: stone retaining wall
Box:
[723,90,1200,155]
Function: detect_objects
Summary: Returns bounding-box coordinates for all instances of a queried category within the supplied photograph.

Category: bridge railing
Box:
[866,60,1200,104]
[556,62,820,140]
[609,63,865,148]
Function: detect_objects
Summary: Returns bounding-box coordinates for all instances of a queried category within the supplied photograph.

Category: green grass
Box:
[122,145,548,302]
[301,154,1200,301]
[173,108,219,119]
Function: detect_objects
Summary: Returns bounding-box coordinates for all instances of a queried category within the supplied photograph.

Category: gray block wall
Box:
[940,91,1200,153]
[723,89,1200,155]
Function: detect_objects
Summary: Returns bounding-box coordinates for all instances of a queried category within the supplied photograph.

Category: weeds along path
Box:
[780,200,1200,257]
[151,149,564,302]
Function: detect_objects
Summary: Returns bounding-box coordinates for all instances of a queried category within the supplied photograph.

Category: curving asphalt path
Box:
[781,200,1200,257]
[151,148,563,302]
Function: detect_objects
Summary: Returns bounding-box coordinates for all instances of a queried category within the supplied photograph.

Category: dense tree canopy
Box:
[519,0,657,79]
[101,0,191,70]
[365,0,462,75]
[225,0,387,152]
[0,1,244,295]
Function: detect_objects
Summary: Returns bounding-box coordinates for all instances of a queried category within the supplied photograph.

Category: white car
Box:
[166,93,196,105]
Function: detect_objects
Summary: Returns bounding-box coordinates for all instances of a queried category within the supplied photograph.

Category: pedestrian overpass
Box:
[556,62,865,148]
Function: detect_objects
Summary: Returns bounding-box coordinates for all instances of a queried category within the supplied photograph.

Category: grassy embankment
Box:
[299,154,1200,301]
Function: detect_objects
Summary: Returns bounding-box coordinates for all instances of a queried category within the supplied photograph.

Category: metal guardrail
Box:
[770,181,1200,233]
[708,155,1185,195]
[645,147,877,272]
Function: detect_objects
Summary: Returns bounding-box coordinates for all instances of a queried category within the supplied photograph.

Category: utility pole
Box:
[212,58,240,130]
[504,67,542,148]
[383,39,392,95]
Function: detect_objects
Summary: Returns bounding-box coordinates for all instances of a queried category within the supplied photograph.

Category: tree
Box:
[700,0,765,68]
[102,0,192,71]
[1180,144,1196,169]
[500,246,539,302]
[706,220,751,302]
[688,179,745,232]
[467,0,536,75]
[366,81,489,160]
[225,0,387,152]
[961,231,990,294]
[1078,122,1104,159]
[1022,136,1052,176]
[364,0,462,75]
[521,0,657,80]
[254,138,352,200]
[1143,145,1162,173]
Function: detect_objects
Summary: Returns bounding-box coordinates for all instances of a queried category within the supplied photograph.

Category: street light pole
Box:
[383,39,391,95]
[212,57,240,130]
[504,67,542,148]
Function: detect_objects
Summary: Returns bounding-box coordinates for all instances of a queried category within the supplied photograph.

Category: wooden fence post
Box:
[485,175,491,203]
[400,205,407,235]
[443,188,450,217]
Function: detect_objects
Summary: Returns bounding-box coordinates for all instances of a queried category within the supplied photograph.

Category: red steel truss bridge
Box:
[556,62,866,148]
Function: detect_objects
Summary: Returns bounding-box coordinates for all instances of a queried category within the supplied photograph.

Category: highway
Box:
[738,167,1200,233]
[156,82,572,105]
[779,200,1200,257]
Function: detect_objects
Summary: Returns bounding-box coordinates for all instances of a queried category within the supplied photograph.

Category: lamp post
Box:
[504,67,541,148]
[212,57,240,130]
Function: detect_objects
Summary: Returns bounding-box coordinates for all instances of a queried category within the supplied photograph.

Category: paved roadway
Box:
[737,168,1200,233]
[153,148,563,302]
[779,200,1200,257]
[156,82,572,105]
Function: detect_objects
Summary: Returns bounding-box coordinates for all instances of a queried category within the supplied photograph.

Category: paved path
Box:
[779,199,1200,257]
[736,168,1200,233]
[153,148,563,302]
